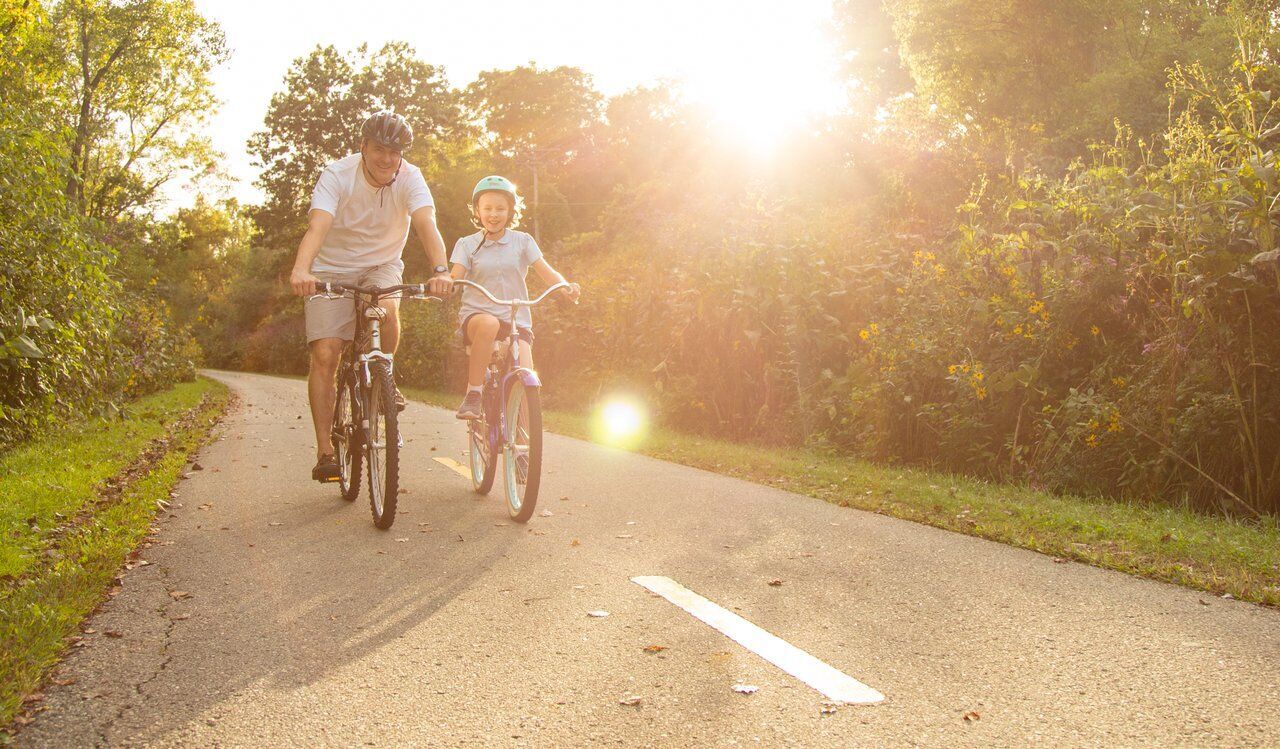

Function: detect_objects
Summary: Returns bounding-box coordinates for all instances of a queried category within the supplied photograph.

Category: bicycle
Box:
[311,281,436,529]
[453,279,573,523]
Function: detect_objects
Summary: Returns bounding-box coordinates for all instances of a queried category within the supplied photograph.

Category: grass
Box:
[0,377,231,730]
[406,384,1280,607]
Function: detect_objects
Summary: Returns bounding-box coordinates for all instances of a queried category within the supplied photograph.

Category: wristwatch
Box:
[432,265,448,275]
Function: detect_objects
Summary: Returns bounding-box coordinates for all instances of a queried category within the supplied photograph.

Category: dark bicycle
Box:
[453,279,573,522]
[312,281,435,529]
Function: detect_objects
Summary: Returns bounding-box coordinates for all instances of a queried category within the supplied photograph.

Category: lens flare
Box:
[593,397,648,449]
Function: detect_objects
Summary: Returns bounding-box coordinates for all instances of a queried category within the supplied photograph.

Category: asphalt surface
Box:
[16,370,1280,748]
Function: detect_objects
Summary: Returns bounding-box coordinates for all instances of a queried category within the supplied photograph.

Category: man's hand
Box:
[561,281,582,304]
[291,268,321,297]
[428,273,453,297]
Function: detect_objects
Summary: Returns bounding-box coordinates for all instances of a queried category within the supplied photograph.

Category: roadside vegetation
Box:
[0,378,230,731]
[406,385,1280,607]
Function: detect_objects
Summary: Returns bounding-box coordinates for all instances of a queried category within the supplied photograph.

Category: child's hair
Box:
[468,191,524,231]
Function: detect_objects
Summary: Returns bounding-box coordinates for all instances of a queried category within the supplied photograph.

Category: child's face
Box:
[475,192,511,233]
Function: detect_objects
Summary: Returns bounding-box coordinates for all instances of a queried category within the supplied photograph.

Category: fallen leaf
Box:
[642,645,667,654]
[198,503,212,511]
[1052,558,1067,564]
[571,539,581,547]
[1198,599,1210,606]
[618,696,642,706]
[768,579,783,587]
[22,692,44,704]
[171,613,191,621]
[820,703,839,716]
[268,522,283,527]
[104,630,123,638]
[587,610,610,618]
[82,628,97,634]
[540,510,553,517]
[191,462,204,471]
[732,684,758,695]
[50,676,77,687]
[615,534,633,539]
[395,538,408,543]
[560,495,570,501]
[963,711,981,722]
[168,590,191,600]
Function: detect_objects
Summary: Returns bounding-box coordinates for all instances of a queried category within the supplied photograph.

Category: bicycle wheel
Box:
[366,361,400,529]
[468,411,497,494]
[332,367,362,502]
[502,380,542,523]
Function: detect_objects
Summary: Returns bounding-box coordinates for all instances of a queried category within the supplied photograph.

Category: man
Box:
[290,111,453,482]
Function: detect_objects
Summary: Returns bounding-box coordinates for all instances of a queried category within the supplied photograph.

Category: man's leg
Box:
[380,297,401,354]
[309,337,345,458]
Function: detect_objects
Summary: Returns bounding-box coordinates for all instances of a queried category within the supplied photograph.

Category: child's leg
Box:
[466,314,500,387]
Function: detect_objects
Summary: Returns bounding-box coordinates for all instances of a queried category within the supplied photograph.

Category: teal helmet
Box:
[472,175,517,203]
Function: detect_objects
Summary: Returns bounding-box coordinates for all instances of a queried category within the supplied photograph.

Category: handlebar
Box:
[309,279,576,307]
[311,282,438,300]
[453,279,575,307]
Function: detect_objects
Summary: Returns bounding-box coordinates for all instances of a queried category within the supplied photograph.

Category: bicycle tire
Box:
[503,380,542,523]
[366,361,400,529]
[333,368,362,502]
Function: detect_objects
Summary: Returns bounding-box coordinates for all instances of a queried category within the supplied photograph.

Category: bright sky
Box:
[180,0,846,207]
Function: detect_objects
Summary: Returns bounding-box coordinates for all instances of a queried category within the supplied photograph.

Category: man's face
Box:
[361,140,402,183]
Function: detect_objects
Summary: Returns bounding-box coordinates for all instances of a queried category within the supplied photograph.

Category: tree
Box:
[51,0,227,221]
[465,64,602,240]
[860,0,1242,165]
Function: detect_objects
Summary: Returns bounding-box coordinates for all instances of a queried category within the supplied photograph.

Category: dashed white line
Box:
[632,575,884,705]
[432,456,471,479]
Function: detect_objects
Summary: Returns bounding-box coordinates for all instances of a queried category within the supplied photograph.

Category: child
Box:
[451,175,581,419]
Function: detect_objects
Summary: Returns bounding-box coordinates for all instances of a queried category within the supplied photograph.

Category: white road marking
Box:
[632,575,884,705]
[432,456,471,479]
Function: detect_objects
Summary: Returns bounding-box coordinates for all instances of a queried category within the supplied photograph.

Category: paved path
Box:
[18,371,1280,747]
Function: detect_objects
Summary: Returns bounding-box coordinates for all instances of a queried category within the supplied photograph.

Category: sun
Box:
[677,5,846,157]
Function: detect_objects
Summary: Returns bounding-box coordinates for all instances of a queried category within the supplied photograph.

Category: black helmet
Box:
[360,110,413,151]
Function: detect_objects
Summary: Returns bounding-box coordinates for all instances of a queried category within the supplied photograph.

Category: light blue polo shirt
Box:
[450,229,543,329]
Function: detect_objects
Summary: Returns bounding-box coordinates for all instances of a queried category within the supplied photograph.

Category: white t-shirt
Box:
[308,153,435,273]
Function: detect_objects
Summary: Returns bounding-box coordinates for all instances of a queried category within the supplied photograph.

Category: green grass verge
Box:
[406,385,1280,607]
[0,377,231,729]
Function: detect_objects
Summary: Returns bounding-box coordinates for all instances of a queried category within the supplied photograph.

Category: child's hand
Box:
[562,282,582,304]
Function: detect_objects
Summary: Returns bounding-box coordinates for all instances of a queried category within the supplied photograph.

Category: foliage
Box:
[0,0,217,448]
[50,0,228,221]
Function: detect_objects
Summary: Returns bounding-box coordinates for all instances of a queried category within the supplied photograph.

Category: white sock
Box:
[467,385,482,395]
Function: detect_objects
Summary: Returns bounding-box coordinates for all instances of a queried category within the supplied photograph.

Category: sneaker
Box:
[312,454,340,482]
[456,390,483,420]
[393,387,406,412]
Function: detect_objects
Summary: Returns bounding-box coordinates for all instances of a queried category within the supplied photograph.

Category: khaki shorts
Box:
[304,262,403,343]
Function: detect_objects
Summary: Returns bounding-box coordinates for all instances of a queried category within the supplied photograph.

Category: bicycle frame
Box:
[312,281,433,435]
